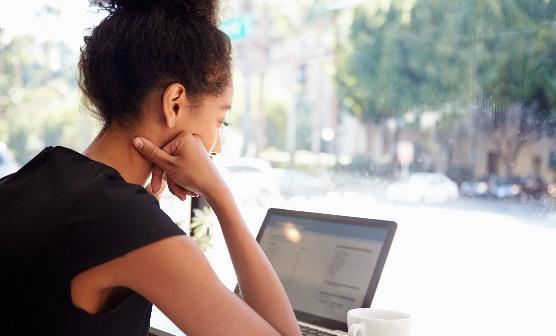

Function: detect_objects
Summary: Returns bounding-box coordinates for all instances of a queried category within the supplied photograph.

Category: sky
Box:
[0,0,376,50]
[0,0,105,50]
[0,0,258,49]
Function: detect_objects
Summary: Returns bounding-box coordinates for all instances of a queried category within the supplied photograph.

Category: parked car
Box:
[548,183,556,199]
[489,176,524,199]
[463,175,544,201]
[521,175,546,200]
[272,168,334,198]
[460,178,490,197]
[384,172,459,204]
[212,156,281,205]
[0,143,19,178]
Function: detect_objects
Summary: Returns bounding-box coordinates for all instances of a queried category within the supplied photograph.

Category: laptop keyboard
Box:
[300,324,336,335]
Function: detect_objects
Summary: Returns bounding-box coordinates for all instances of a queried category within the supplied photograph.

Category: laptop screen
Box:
[258,212,392,329]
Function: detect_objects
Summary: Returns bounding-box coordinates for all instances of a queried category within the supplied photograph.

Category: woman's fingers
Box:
[147,173,196,202]
[167,178,188,201]
[167,177,199,200]
[134,131,223,199]
[145,178,167,201]
[150,165,164,194]
[133,137,175,173]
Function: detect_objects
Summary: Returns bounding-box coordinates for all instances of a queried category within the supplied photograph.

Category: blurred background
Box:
[1,1,555,335]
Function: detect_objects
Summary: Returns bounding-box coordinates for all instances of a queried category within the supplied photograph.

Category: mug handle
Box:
[348,323,363,336]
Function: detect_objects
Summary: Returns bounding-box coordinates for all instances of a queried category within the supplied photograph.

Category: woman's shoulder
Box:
[10,146,184,244]
[41,146,185,277]
[45,146,156,211]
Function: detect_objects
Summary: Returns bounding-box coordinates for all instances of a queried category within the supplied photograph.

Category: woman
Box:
[0,0,300,335]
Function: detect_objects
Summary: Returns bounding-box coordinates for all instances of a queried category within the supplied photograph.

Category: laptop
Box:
[150,208,396,336]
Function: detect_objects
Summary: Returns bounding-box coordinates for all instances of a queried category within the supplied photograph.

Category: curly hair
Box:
[79,0,232,127]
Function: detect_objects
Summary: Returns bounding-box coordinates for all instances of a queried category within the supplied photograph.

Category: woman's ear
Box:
[161,83,188,128]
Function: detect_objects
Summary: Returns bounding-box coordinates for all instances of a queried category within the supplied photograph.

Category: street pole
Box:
[287,77,299,164]
[239,0,253,156]
[254,3,270,156]
[241,74,252,156]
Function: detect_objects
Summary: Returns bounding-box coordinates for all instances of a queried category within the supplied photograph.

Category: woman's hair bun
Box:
[90,0,219,26]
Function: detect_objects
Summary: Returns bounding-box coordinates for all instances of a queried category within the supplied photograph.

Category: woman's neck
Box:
[83,125,154,186]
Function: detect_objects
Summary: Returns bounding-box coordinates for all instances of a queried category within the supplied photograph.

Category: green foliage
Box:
[266,101,287,150]
[336,6,410,123]
[336,0,556,137]
[481,0,556,135]
[0,32,98,164]
[295,95,312,150]
[188,206,216,252]
[336,2,473,122]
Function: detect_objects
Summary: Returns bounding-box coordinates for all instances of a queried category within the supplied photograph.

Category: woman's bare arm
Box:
[113,235,286,336]
[205,185,300,335]
[130,132,301,336]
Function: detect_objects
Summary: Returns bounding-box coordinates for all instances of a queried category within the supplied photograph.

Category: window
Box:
[1,1,554,336]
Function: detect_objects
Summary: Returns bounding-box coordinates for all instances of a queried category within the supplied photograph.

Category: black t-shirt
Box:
[0,146,186,335]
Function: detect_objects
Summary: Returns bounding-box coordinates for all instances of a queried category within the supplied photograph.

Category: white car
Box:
[212,156,281,205]
[385,173,459,204]
[272,168,334,198]
[0,143,19,179]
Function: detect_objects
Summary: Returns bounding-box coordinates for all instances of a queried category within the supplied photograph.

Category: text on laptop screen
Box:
[260,214,388,324]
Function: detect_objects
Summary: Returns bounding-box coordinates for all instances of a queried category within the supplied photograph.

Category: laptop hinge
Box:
[298,321,347,335]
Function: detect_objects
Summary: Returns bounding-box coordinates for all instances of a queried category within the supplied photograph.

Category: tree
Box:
[336,0,556,177]
[478,0,556,176]
[0,22,98,163]
[337,6,407,123]
[336,5,410,161]
[336,1,473,166]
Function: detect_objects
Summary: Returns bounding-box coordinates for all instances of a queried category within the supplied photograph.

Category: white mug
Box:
[347,308,411,336]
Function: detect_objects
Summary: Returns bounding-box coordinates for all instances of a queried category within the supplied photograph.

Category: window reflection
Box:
[1,1,555,336]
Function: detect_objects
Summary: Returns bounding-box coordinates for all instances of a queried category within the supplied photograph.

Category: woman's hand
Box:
[145,174,194,201]
[133,132,227,201]
[145,178,167,201]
